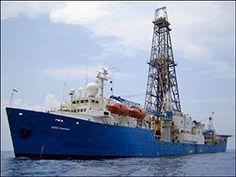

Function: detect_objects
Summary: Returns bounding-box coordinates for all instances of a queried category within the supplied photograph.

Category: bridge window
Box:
[81,100,84,103]
[85,100,88,103]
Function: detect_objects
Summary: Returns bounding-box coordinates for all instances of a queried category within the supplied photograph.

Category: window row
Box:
[77,108,87,112]
[72,99,99,104]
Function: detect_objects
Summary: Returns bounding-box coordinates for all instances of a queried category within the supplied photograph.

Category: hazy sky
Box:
[1,1,235,150]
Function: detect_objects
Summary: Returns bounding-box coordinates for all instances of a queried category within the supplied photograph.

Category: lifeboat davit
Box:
[128,107,146,119]
[106,103,129,116]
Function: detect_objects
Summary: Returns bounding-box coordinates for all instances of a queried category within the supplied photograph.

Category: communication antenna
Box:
[109,66,119,95]
[97,68,109,109]
[10,88,18,107]
[208,111,215,131]
[85,64,88,86]
[122,93,145,99]
[62,82,67,102]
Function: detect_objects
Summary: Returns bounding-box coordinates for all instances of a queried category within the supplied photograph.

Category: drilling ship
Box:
[6,7,231,159]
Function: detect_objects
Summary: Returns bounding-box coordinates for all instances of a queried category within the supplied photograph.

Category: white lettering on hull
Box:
[51,126,70,131]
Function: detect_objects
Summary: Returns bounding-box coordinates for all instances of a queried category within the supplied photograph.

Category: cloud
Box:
[162,2,235,80]
[49,2,153,51]
[44,64,108,81]
[186,97,233,104]
[44,64,132,82]
[2,2,234,79]
[176,41,211,60]
[2,93,60,112]
[50,2,110,25]
[44,93,60,109]
[2,97,45,111]
[201,59,235,79]
[2,2,234,51]
[13,98,44,110]
[2,2,40,19]
[92,42,142,61]
[1,2,65,20]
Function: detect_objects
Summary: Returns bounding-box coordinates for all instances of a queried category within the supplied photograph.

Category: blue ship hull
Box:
[6,107,227,159]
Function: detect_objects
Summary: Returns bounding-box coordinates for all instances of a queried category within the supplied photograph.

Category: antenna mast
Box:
[109,66,119,96]
[97,68,109,109]
[208,112,215,131]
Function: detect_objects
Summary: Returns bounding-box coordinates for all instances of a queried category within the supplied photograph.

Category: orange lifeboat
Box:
[128,107,146,119]
[106,103,129,116]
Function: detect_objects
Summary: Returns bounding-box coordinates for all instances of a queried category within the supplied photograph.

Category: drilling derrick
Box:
[145,7,181,115]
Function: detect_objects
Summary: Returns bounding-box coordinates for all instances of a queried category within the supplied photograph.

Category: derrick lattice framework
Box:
[144,7,181,114]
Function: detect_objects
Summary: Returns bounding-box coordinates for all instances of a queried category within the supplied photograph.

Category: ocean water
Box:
[1,150,235,176]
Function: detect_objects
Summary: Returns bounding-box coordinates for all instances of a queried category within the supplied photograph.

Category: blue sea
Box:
[1,150,235,176]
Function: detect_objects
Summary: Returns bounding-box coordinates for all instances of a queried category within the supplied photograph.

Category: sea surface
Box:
[1,150,235,176]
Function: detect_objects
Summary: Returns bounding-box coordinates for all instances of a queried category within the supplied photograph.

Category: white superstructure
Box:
[52,69,149,129]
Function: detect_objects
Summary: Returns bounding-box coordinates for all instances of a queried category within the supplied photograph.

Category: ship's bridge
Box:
[71,97,102,113]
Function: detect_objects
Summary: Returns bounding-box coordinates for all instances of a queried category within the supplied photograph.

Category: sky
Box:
[1,1,235,150]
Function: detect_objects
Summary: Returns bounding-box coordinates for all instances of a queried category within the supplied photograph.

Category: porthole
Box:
[19,113,23,116]
[76,121,79,125]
